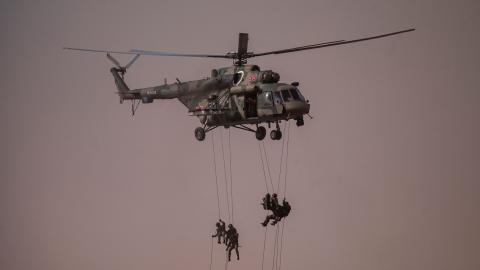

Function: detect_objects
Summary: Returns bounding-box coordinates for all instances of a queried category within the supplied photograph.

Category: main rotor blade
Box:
[249,28,415,58]
[65,47,231,59]
[129,49,230,59]
[64,47,140,55]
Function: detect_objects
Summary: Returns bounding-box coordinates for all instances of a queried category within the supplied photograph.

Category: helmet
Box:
[272,193,277,197]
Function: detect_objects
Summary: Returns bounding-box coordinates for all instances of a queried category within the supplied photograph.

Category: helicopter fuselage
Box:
[112,64,310,131]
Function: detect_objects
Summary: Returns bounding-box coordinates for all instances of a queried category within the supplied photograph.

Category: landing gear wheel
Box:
[276,130,282,140]
[270,130,282,140]
[194,127,206,141]
[256,126,266,140]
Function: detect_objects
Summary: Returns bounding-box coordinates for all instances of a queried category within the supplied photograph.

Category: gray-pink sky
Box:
[1,1,479,270]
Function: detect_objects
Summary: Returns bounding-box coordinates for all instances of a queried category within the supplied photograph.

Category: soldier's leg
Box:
[227,246,232,261]
[271,215,282,225]
[262,214,274,226]
[235,245,239,260]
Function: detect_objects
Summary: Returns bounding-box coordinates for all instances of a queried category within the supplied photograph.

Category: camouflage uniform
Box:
[225,224,239,261]
[212,219,226,244]
[262,198,291,226]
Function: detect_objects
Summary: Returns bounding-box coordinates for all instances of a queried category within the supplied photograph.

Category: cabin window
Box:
[281,90,291,102]
[290,89,301,101]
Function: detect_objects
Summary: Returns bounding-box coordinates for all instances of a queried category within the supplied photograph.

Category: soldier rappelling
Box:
[225,224,240,261]
[261,193,291,226]
[212,219,226,244]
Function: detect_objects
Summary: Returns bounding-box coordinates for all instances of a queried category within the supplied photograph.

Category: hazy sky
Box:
[1,1,479,270]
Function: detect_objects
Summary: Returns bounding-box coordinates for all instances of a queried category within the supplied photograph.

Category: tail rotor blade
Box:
[107,53,122,69]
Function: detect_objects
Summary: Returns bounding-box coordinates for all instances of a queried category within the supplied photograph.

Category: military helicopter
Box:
[65,28,414,141]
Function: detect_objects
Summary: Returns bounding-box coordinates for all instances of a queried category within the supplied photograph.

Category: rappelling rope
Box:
[209,236,214,270]
[258,141,270,193]
[271,122,290,270]
[219,130,231,223]
[262,120,292,270]
[276,121,291,270]
[228,129,234,224]
[211,131,221,220]
[276,121,288,194]
[261,141,275,192]
[261,226,268,270]
[259,138,272,270]
[224,252,228,270]
[271,223,280,270]
[256,120,293,270]
[259,139,272,270]
[258,124,284,270]
[210,129,237,270]
[278,122,291,270]
[283,121,291,199]
[277,220,286,270]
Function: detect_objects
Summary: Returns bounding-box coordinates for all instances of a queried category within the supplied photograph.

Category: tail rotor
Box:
[106,53,140,78]
[107,53,141,113]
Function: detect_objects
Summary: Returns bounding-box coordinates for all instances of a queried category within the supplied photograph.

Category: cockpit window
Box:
[290,88,301,100]
[281,90,291,102]
[291,88,306,101]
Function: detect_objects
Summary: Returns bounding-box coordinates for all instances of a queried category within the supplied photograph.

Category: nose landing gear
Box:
[270,121,282,140]
[195,127,206,141]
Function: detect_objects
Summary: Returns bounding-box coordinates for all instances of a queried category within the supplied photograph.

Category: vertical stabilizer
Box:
[110,67,130,92]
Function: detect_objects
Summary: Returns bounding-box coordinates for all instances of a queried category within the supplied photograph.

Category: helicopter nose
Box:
[285,100,310,115]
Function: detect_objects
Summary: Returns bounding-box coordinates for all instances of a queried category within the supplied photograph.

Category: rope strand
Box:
[261,226,268,270]
[219,130,231,223]
[261,142,275,192]
[209,236,214,270]
[272,224,280,270]
[258,142,270,193]
[283,122,291,198]
[277,220,286,270]
[211,131,221,219]
[228,129,234,224]
[276,121,288,193]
